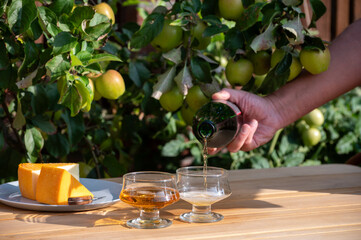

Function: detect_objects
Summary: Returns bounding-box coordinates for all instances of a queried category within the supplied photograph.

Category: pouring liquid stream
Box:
[202,138,208,190]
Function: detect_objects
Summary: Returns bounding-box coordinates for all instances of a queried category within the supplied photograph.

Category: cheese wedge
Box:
[18,163,79,200]
[36,165,93,205]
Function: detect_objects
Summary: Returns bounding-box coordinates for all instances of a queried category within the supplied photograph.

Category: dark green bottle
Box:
[192,100,241,148]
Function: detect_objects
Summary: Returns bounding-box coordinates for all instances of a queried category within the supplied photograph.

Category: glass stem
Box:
[139,209,160,221]
[192,205,211,215]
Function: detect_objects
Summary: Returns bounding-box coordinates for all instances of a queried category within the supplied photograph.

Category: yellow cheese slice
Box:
[36,165,93,205]
[18,163,79,200]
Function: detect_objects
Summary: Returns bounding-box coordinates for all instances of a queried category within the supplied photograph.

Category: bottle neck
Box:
[198,120,216,139]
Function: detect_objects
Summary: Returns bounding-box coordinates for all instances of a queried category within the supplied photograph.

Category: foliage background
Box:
[0,0,360,184]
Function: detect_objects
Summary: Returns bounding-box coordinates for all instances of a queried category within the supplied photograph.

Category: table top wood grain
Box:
[1,164,361,240]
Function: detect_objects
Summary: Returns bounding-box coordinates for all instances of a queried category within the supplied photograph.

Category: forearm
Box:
[267,19,361,129]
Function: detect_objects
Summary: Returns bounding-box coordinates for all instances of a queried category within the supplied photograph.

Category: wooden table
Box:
[1,164,361,239]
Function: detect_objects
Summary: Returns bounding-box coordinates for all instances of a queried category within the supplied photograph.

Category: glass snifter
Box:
[120,171,180,229]
[176,166,231,223]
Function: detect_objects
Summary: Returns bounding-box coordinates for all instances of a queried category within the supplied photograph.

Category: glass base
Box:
[126,217,172,229]
[180,211,224,223]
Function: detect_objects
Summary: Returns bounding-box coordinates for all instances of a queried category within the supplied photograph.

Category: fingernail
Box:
[241,126,248,134]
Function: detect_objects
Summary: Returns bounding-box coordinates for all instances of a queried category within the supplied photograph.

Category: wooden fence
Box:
[303,0,361,41]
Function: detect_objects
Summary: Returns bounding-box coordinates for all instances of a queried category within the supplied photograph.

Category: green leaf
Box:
[302,35,325,51]
[239,2,266,31]
[154,115,177,139]
[31,115,56,134]
[12,98,26,130]
[282,0,302,6]
[31,84,49,115]
[325,124,340,140]
[0,40,9,70]
[7,0,37,35]
[28,18,43,40]
[129,61,151,87]
[58,14,72,32]
[261,1,281,26]
[355,116,361,137]
[202,14,222,25]
[45,54,71,78]
[201,0,218,17]
[282,16,304,44]
[190,145,202,164]
[0,0,8,16]
[76,51,92,63]
[62,110,85,146]
[24,127,44,162]
[52,32,78,55]
[203,24,229,37]
[0,65,18,90]
[121,22,140,40]
[190,56,212,83]
[250,23,276,52]
[184,0,201,13]
[103,155,126,177]
[161,138,185,157]
[58,84,83,117]
[87,53,122,65]
[224,28,244,56]
[284,152,305,167]
[258,52,291,94]
[49,0,74,16]
[68,6,94,28]
[130,12,165,49]
[45,133,70,158]
[309,0,326,28]
[2,23,22,56]
[175,65,193,95]
[250,155,270,169]
[70,52,83,67]
[84,13,111,40]
[278,134,298,156]
[301,160,321,166]
[74,76,92,112]
[152,66,177,100]
[336,132,357,154]
[37,6,61,37]
[163,47,182,65]
[18,41,39,78]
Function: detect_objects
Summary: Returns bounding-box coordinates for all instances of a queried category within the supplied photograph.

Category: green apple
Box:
[218,0,244,21]
[225,58,254,86]
[159,86,184,112]
[151,19,183,53]
[300,47,331,75]
[95,70,125,100]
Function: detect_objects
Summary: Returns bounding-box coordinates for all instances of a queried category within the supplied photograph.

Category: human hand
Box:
[208,88,282,154]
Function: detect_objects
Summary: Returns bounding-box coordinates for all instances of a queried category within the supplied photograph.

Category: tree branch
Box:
[1,100,26,152]
[84,136,101,178]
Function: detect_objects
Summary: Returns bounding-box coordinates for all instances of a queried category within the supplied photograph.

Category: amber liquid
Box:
[120,187,180,210]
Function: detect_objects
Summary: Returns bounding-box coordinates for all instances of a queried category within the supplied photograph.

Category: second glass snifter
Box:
[176,166,231,223]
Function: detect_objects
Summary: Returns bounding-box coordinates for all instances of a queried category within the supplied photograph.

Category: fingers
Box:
[212,88,246,107]
[212,89,231,101]
[241,119,258,151]
[227,119,258,152]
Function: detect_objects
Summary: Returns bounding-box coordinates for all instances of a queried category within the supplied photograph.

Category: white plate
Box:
[0,178,121,212]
